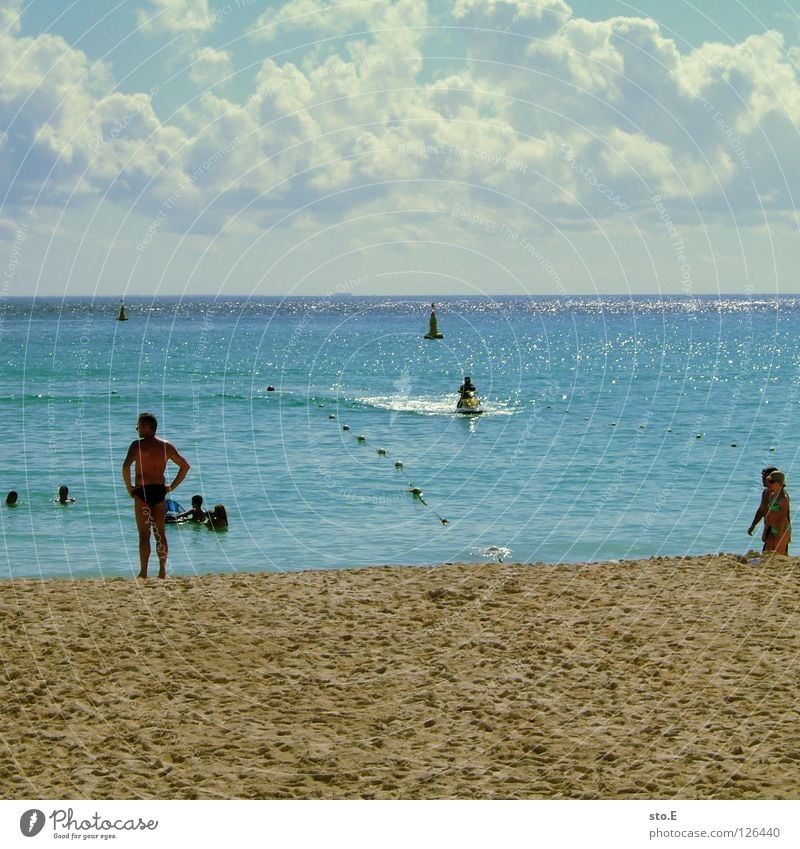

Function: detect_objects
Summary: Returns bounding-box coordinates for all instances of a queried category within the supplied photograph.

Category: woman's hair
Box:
[207,504,228,530]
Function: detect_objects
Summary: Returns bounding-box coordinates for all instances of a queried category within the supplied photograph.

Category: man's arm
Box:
[121,443,136,497]
[166,444,190,493]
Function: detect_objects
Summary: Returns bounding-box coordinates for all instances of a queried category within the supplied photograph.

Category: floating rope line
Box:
[407,484,449,525]
[315,401,450,526]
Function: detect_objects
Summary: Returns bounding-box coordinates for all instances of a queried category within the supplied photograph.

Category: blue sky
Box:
[2,0,800,297]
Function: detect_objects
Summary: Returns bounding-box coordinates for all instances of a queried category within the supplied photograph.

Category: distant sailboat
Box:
[423,302,443,339]
[117,301,128,321]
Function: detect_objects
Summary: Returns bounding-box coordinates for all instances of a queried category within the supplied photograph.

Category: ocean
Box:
[0,295,797,579]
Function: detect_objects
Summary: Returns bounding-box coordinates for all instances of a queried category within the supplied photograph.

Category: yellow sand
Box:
[1,553,799,799]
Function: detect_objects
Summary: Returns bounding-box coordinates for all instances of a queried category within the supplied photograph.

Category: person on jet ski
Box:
[459,376,476,399]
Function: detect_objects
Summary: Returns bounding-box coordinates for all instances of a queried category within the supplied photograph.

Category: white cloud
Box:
[188,47,234,89]
[0,21,189,229]
[137,0,215,35]
[253,0,428,39]
[0,30,111,201]
[252,0,429,87]
[0,0,21,33]
[452,0,571,38]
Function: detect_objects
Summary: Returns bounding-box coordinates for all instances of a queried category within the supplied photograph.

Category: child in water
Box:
[177,494,207,523]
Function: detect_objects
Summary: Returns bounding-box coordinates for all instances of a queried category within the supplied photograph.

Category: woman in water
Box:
[206,504,228,531]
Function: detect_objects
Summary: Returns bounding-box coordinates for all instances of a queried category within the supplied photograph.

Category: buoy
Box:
[266,385,275,392]
[423,302,444,339]
[377,448,387,456]
[329,414,336,420]
[357,435,366,443]
[394,461,403,469]
[731,443,737,447]
[342,425,350,431]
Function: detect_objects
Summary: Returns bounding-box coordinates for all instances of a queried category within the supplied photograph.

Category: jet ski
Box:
[456,390,483,414]
[456,377,483,414]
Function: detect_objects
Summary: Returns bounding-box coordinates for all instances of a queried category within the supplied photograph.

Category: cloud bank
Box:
[1,0,798,293]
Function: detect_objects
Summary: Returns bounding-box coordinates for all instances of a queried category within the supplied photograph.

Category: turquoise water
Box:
[0,295,797,579]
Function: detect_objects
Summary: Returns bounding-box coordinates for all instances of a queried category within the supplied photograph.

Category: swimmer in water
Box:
[206,504,228,531]
[177,494,207,523]
[54,485,75,504]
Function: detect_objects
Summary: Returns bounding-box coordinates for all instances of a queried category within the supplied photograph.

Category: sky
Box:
[1,0,800,297]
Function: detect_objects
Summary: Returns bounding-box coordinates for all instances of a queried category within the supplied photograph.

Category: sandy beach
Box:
[1,553,799,800]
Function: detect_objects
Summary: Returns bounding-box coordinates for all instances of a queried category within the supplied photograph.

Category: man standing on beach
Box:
[122,412,190,579]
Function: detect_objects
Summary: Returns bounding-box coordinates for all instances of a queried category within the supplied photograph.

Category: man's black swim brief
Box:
[133,484,167,507]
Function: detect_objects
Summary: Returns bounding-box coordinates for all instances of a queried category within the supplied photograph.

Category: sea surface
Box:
[0,295,798,579]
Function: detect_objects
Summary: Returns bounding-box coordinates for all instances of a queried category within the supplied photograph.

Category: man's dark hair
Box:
[138,412,158,432]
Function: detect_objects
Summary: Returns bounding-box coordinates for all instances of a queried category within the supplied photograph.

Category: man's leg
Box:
[150,501,168,579]
[134,499,153,578]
